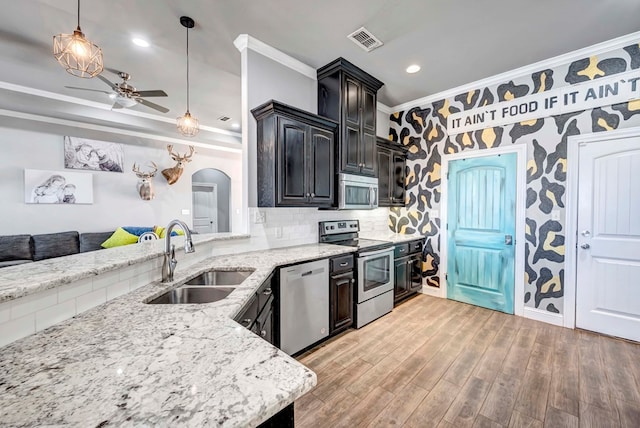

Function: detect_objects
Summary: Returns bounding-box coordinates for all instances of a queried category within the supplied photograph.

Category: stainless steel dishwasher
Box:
[280,259,329,355]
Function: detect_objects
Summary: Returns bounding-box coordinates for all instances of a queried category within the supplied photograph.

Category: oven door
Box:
[357,247,394,303]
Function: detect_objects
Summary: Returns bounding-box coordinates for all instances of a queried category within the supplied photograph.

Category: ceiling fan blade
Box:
[135,90,168,97]
[136,98,170,113]
[105,67,125,76]
[111,101,124,110]
[97,74,118,91]
[64,86,112,95]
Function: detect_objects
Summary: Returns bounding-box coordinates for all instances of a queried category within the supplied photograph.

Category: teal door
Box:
[447,153,516,314]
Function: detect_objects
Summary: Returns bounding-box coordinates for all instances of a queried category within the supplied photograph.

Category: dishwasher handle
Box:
[286,266,326,280]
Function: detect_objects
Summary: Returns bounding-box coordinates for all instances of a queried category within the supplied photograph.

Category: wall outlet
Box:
[181,209,190,215]
[253,210,266,224]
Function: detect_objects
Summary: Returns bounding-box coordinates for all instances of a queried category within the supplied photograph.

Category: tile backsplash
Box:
[249,207,391,248]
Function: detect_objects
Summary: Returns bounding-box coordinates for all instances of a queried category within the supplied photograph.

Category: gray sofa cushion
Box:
[80,231,114,253]
[0,234,33,262]
[32,231,80,261]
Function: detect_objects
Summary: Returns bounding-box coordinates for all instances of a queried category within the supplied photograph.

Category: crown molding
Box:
[377,102,392,115]
[0,109,242,154]
[390,30,640,113]
[234,34,317,80]
[0,80,242,139]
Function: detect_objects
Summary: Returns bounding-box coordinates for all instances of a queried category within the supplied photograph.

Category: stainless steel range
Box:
[319,220,394,328]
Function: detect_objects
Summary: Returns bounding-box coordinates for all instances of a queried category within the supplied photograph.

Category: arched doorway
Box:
[191,169,231,233]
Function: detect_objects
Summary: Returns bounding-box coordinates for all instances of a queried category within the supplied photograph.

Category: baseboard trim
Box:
[523,306,565,327]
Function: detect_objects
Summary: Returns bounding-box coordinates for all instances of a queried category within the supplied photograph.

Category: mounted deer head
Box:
[132,162,158,201]
[161,144,195,185]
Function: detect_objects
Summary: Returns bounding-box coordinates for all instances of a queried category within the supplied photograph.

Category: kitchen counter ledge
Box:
[0,232,250,303]
[0,243,354,427]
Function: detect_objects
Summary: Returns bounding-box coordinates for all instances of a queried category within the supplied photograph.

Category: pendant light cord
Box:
[186,25,190,112]
[77,0,81,30]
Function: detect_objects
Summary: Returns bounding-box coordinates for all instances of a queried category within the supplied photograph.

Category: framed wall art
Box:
[25,169,94,204]
[64,136,124,173]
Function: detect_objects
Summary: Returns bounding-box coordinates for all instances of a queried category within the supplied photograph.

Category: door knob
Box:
[581,230,591,237]
[580,243,590,249]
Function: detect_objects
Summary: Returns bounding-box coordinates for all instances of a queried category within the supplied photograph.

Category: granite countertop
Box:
[0,232,250,303]
[0,243,354,427]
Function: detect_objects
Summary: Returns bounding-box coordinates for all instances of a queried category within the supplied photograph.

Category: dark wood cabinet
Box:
[252,100,338,208]
[318,58,384,177]
[235,272,277,347]
[329,254,354,335]
[394,239,425,305]
[377,138,408,207]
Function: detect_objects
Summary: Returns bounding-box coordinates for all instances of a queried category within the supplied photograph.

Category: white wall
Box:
[0,127,243,235]
[376,108,390,139]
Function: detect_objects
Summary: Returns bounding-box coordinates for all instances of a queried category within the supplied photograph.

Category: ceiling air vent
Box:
[347,27,383,52]
[217,116,231,122]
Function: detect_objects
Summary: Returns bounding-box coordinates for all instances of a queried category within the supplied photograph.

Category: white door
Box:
[192,184,217,234]
[576,137,640,342]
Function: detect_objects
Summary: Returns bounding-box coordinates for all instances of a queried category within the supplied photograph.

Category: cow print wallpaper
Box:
[387,43,640,315]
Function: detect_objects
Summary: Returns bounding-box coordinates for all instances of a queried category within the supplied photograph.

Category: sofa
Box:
[0,231,113,268]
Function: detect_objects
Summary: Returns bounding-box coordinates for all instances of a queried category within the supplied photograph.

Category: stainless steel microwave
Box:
[338,173,378,210]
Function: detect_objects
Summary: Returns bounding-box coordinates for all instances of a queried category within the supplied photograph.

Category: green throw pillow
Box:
[101,227,139,248]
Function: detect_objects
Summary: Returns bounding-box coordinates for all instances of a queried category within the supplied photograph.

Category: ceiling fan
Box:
[65,69,169,113]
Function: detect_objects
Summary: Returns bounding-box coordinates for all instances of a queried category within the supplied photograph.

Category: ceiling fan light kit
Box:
[53,0,103,78]
[177,16,200,137]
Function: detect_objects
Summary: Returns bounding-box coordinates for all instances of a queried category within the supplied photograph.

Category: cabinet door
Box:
[391,152,406,205]
[257,306,274,345]
[342,77,362,174]
[360,87,378,177]
[308,126,335,205]
[330,271,354,334]
[377,147,392,206]
[409,254,423,292]
[394,257,410,303]
[277,117,308,205]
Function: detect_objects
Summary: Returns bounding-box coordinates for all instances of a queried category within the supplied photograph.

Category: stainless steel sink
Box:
[147,286,235,304]
[184,270,254,286]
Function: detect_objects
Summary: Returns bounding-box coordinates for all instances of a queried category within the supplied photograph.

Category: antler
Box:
[132,162,157,177]
[184,145,195,162]
[132,162,141,174]
[148,161,158,175]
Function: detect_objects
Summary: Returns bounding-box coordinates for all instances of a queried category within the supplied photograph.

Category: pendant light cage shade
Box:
[177,111,200,137]
[177,16,199,137]
[53,0,103,78]
[53,29,104,78]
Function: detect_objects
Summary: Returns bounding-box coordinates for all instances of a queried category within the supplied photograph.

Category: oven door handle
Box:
[359,247,393,259]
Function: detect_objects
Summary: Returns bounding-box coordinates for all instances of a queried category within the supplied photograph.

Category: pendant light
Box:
[176,16,199,137]
[53,0,103,78]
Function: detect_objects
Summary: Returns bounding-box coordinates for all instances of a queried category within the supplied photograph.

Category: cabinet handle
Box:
[311,192,316,198]
[399,248,406,253]
[261,330,267,338]
[350,279,355,284]
[263,288,272,295]
[340,262,349,267]
[306,193,311,198]
[242,318,252,327]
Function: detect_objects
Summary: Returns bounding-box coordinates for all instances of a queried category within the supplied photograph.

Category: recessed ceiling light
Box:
[406,64,421,74]
[231,123,240,129]
[132,38,150,48]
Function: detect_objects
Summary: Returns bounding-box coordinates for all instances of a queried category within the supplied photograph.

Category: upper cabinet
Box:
[252,100,338,208]
[377,137,408,207]
[317,58,384,178]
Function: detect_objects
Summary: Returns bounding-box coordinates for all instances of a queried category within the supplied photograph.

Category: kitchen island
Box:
[0,242,354,427]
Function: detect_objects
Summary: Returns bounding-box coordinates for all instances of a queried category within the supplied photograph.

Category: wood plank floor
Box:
[295,294,640,428]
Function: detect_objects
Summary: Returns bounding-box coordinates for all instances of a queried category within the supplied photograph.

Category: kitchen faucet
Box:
[161,219,195,282]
